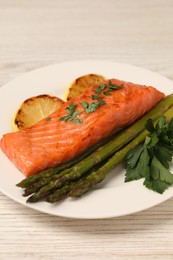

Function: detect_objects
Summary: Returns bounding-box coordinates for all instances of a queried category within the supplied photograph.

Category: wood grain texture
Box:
[0,0,173,259]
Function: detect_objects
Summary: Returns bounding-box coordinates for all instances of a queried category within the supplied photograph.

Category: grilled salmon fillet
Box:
[0,79,164,176]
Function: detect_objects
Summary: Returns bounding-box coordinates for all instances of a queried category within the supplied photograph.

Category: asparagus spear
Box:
[45,183,74,203]
[26,96,173,203]
[45,161,106,203]
[23,168,71,196]
[69,107,173,198]
[45,175,90,203]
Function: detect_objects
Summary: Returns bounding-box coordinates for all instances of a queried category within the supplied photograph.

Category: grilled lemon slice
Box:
[12,94,64,131]
[65,74,106,101]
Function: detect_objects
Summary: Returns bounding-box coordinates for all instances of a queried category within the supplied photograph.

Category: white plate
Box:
[0,60,173,219]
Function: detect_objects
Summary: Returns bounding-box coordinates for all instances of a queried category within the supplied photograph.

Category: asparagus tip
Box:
[26,196,38,203]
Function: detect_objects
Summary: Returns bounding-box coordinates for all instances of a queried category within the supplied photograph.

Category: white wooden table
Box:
[0,1,173,259]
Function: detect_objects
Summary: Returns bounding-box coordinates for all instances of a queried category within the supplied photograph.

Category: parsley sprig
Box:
[125,116,173,194]
[94,81,123,97]
[59,102,83,124]
[94,83,107,94]
[81,99,105,114]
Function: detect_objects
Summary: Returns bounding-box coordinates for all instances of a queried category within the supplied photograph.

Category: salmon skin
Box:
[0,79,164,176]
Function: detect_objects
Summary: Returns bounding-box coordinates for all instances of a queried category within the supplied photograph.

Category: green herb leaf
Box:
[150,156,173,184]
[125,147,150,182]
[98,99,106,106]
[169,117,173,128]
[168,118,173,130]
[100,83,107,89]
[125,144,144,169]
[154,144,172,168]
[94,84,106,94]
[94,87,102,94]
[125,167,141,182]
[93,81,122,96]
[70,111,81,119]
[147,134,159,147]
[81,101,99,113]
[66,101,77,116]
[167,118,173,139]
[156,115,166,132]
[145,118,155,133]
[143,178,170,194]
[108,81,123,90]
[103,89,112,96]
[59,115,71,122]
[59,102,82,124]
[81,100,105,114]
[91,94,101,100]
